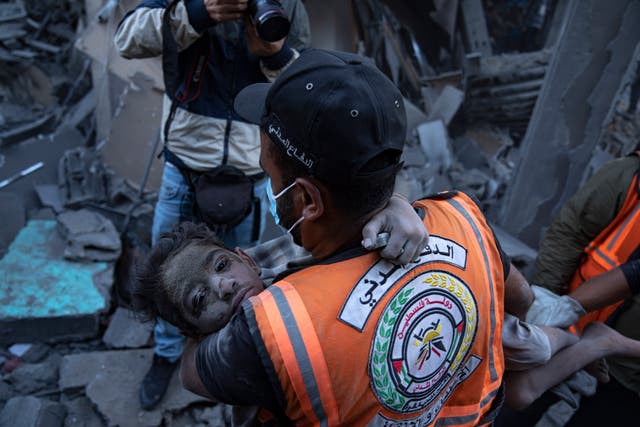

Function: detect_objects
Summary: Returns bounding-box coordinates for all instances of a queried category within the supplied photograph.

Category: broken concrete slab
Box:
[35,184,64,213]
[6,354,61,395]
[464,49,551,141]
[417,119,452,172]
[428,85,464,125]
[60,349,209,426]
[0,396,66,427]
[460,0,491,56]
[57,209,121,262]
[400,143,427,167]
[498,0,640,246]
[58,147,110,208]
[403,98,429,138]
[102,308,153,349]
[63,397,104,427]
[0,1,27,23]
[0,220,110,344]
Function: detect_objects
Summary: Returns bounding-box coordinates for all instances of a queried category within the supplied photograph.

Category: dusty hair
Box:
[132,222,225,337]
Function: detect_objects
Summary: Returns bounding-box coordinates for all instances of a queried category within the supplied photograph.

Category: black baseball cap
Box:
[234,49,407,184]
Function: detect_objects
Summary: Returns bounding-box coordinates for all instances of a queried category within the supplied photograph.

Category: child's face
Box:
[162,242,265,334]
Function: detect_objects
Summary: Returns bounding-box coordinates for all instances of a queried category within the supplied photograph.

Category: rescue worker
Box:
[533,147,640,425]
[134,221,640,424]
[178,48,508,426]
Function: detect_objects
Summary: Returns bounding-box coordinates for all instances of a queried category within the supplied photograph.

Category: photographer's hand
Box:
[245,15,285,56]
[204,0,247,24]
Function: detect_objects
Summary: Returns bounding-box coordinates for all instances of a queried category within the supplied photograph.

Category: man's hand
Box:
[362,193,429,265]
[244,16,285,56]
[204,0,247,24]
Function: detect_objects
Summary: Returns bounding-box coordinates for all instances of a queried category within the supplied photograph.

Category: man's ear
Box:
[296,178,324,221]
[235,247,260,274]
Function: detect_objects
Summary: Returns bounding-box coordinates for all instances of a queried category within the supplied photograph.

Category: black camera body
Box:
[248,0,290,42]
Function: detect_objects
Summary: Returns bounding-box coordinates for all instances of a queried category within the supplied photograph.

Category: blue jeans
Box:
[152,162,267,361]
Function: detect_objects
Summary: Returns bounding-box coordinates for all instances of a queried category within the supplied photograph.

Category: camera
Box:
[248,0,290,42]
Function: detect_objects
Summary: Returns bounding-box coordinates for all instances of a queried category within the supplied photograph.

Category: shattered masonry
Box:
[1,0,640,426]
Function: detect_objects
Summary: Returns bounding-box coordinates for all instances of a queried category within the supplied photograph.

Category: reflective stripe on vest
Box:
[447,198,499,384]
[248,193,504,426]
[569,167,640,332]
[253,282,339,427]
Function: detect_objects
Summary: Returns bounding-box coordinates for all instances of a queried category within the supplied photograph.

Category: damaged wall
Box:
[497,0,640,247]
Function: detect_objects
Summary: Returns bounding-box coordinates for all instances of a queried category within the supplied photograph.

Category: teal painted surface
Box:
[0,220,108,319]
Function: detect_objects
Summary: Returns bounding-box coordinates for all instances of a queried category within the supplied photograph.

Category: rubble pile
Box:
[0,0,639,426]
[351,0,552,217]
[0,0,91,145]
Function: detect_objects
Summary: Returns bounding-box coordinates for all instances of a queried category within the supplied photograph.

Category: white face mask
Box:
[266,178,304,234]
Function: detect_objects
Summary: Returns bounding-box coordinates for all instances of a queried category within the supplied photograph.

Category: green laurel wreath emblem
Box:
[371,287,413,411]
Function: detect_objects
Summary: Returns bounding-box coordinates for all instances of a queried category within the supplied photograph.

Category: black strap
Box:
[162,0,182,99]
[161,0,209,147]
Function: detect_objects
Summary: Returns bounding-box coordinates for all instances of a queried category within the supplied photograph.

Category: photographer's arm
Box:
[115,0,243,59]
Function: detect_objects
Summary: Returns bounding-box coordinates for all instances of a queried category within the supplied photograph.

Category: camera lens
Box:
[249,0,291,42]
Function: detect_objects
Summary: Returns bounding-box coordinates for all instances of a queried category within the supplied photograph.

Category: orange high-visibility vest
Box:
[244,192,505,426]
[569,157,640,332]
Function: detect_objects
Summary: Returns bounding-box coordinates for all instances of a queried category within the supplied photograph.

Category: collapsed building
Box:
[0,0,639,425]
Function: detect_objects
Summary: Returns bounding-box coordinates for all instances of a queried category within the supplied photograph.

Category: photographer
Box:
[114,0,310,410]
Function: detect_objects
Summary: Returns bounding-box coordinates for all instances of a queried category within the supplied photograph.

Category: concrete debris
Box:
[0,0,638,425]
[60,349,209,426]
[55,145,157,237]
[35,184,64,213]
[0,396,66,427]
[102,308,153,349]
[57,209,121,262]
[0,1,91,147]
[6,354,61,395]
[416,119,453,173]
[400,143,427,168]
[20,343,51,364]
[464,49,551,140]
[460,0,492,56]
[63,397,104,427]
[498,0,640,246]
[0,220,110,344]
[58,148,110,209]
[0,2,27,23]
[8,343,31,358]
[403,98,429,138]
[427,85,464,125]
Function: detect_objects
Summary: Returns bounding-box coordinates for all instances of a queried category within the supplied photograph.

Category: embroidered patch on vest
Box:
[339,236,467,331]
[369,270,480,415]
